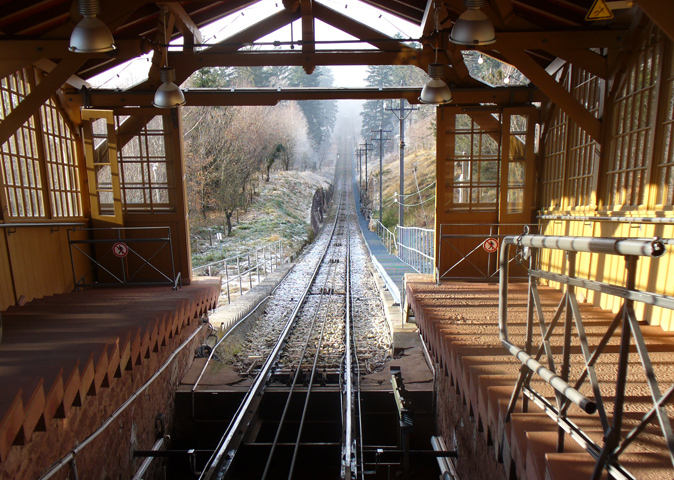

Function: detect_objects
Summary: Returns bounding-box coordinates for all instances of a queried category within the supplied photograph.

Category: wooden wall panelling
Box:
[166,109,192,284]
[434,106,448,273]
[0,230,16,310]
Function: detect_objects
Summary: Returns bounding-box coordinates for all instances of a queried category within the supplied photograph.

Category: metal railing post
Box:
[237,256,242,298]
[225,260,231,304]
[248,253,252,290]
[256,249,260,283]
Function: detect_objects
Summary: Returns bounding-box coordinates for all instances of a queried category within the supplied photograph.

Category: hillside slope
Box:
[191,168,334,268]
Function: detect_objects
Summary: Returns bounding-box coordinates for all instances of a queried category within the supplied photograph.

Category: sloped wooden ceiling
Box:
[0,0,672,131]
[0,0,657,79]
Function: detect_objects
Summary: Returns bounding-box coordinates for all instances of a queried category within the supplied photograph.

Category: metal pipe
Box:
[539,214,674,225]
[431,436,458,480]
[37,323,206,480]
[499,238,596,415]
[131,438,164,480]
[502,234,665,257]
[0,222,87,228]
[501,339,597,414]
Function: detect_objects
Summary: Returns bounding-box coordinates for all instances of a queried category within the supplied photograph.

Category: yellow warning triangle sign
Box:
[586,0,614,21]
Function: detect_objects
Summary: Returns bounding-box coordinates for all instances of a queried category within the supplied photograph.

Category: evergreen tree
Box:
[287,66,338,150]
[360,65,397,143]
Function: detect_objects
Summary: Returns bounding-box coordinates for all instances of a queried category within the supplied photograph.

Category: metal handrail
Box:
[396,225,434,274]
[373,220,397,255]
[0,221,87,228]
[498,233,672,480]
[539,213,674,225]
[192,240,284,303]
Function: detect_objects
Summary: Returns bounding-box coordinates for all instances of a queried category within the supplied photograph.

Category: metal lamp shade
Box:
[449,8,496,46]
[69,16,115,53]
[419,78,452,104]
[153,82,186,109]
[153,68,186,108]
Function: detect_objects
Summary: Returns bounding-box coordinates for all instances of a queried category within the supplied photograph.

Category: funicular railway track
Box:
[196,167,389,480]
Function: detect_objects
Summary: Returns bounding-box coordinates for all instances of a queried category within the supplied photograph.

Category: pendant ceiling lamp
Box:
[449,0,496,46]
[419,63,452,105]
[153,7,186,109]
[420,4,452,105]
[69,0,116,53]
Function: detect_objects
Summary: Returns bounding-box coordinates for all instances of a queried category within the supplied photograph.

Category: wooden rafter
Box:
[544,46,607,79]
[637,0,674,42]
[67,85,545,108]
[301,0,315,73]
[0,55,86,148]
[146,6,176,88]
[490,30,627,50]
[489,0,516,28]
[168,50,427,77]
[510,0,581,27]
[171,9,301,86]
[420,0,435,37]
[313,2,415,52]
[500,47,601,142]
[359,0,425,25]
[158,2,203,50]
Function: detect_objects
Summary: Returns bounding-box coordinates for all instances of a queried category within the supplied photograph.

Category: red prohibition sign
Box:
[483,237,499,253]
[112,242,129,258]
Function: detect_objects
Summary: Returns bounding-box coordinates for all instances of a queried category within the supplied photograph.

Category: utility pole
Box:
[360,141,373,205]
[371,127,391,225]
[355,148,363,198]
[386,99,418,227]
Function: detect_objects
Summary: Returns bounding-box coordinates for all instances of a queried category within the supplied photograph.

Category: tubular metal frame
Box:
[192,239,284,303]
[68,226,178,289]
[374,220,397,255]
[438,223,537,281]
[396,226,434,275]
[498,233,673,480]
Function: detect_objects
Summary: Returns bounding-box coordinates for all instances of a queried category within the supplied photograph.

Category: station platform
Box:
[404,274,674,480]
[352,173,417,305]
[0,278,220,472]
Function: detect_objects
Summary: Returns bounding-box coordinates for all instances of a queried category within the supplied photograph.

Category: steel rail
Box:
[262,227,343,480]
[341,225,354,479]
[189,265,295,419]
[287,250,343,479]
[199,187,346,480]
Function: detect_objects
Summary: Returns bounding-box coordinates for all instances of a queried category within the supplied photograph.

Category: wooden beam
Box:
[500,48,601,142]
[358,0,425,25]
[133,8,300,88]
[147,7,176,88]
[509,0,581,27]
[301,0,315,73]
[421,0,435,37]
[158,2,203,48]
[635,0,674,42]
[487,29,628,50]
[0,38,148,81]
[66,85,545,108]
[489,0,517,28]
[168,50,426,80]
[544,46,607,79]
[313,2,415,52]
[0,55,86,148]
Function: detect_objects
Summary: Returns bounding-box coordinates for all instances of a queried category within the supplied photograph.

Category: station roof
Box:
[2,1,663,80]
[0,0,672,142]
